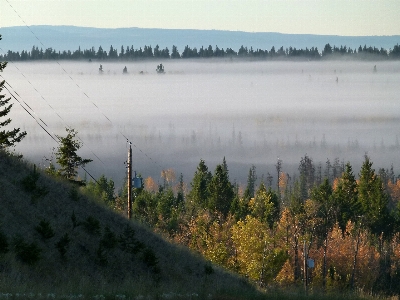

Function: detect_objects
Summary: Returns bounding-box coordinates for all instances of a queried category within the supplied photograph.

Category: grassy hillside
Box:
[0,151,377,300]
[0,150,260,299]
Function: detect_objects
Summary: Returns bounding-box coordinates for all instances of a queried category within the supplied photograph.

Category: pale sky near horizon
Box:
[1,0,400,36]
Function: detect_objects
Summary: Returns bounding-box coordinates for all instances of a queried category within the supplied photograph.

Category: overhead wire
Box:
[1,82,59,144]
[0,60,106,166]
[1,76,99,183]
[2,0,167,173]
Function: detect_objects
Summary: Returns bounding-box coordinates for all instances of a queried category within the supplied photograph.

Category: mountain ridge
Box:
[1,25,399,53]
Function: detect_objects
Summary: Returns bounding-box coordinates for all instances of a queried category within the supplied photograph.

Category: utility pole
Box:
[303,240,308,294]
[127,142,132,219]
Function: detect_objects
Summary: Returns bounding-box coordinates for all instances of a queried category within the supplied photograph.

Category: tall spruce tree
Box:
[187,159,212,210]
[208,164,234,217]
[333,162,360,234]
[298,155,315,202]
[243,165,257,200]
[0,36,27,150]
[358,155,391,239]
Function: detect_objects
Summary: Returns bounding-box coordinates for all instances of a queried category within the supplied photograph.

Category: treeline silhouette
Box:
[1,43,400,61]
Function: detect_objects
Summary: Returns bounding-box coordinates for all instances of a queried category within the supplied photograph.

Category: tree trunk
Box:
[322,236,328,288]
[350,226,361,289]
[303,240,308,293]
[294,234,301,281]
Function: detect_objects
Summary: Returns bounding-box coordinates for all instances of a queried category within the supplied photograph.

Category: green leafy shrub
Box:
[13,235,42,265]
[55,233,70,259]
[82,216,100,235]
[35,219,55,240]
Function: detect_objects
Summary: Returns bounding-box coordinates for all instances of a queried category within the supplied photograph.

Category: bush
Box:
[204,263,214,276]
[95,244,108,266]
[20,164,40,192]
[55,233,70,259]
[0,230,9,254]
[68,188,80,202]
[71,211,78,229]
[141,247,158,268]
[20,165,48,203]
[13,235,42,265]
[100,226,118,250]
[82,216,100,235]
[35,219,55,240]
[119,225,144,254]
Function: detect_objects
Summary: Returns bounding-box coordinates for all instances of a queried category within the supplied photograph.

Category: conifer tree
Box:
[243,165,257,200]
[333,162,360,234]
[298,155,315,202]
[358,155,390,239]
[187,159,211,210]
[0,37,27,150]
[55,128,92,181]
[208,164,234,217]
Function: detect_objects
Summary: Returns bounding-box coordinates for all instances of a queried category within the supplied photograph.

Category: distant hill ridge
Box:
[1,25,399,53]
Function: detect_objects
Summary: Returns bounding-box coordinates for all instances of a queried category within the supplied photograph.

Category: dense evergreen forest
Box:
[1,42,400,61]
[82,153,400,295]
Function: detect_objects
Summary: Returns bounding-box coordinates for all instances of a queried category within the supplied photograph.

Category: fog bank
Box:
[6,60,400,187]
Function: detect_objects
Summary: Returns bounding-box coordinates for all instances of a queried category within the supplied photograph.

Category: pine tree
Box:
[176,173,185,206]
[55,128,92,182]
[208,164,234,217]
[0,39,27,150]
[333,162,360,234]
[298,155,315,202]
[187,159,212,210]
[358,155,390,239]
[243,165,257,200]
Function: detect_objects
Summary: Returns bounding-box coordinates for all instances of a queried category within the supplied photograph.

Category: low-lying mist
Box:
[6,59,400,188]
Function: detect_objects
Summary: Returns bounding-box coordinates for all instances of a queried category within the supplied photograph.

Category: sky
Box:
[1,0,400,36]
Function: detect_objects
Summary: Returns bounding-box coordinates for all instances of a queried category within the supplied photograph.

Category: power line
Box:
[2,24,165,175]
[2,80,100,183]
[0,68,105,166]
[2,82,59,143]
[3,0,167,172]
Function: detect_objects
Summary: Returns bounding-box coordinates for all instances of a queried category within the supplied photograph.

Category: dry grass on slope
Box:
[0,151,258,299]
